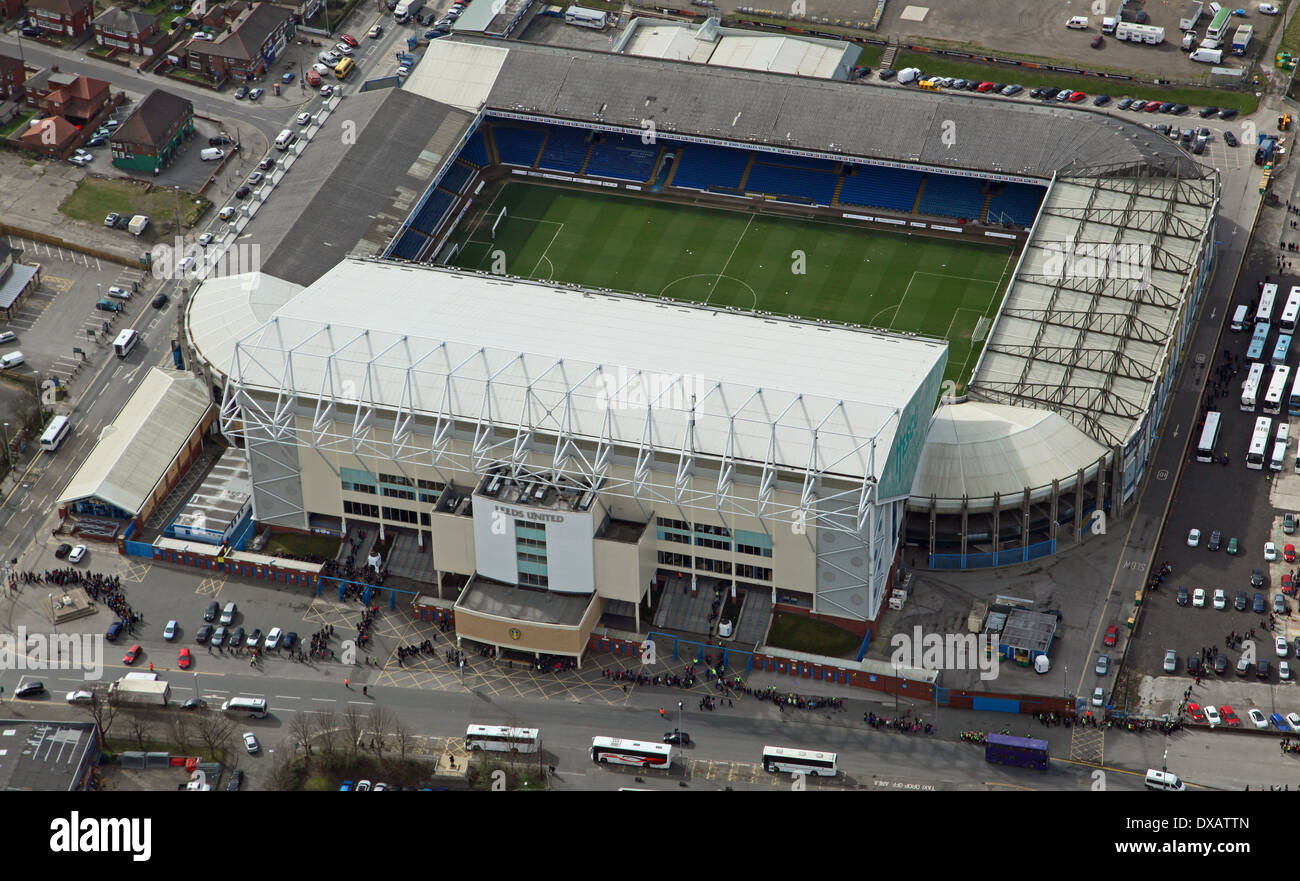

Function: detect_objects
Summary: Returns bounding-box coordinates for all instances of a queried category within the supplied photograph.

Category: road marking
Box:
[310,697,336,703]
[275,695,300,700]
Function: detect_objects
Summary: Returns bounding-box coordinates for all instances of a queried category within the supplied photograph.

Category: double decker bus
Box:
[984,733,1049,770]
[590,736,672,768]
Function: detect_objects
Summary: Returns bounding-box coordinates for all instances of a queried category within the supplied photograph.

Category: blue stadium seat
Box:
[670,143,751,190]
[753,153,837,171]
[985,183,1045,227]
[493,125,547,168]
[745,162,838,205]
[460,126,491,167]
[538,126,592,173]
[585,134,658,182]
[917,174,987,221]
[390,229,426,261]
[410,188,456,234]
[836,164,924,213]
[439,161,474,194]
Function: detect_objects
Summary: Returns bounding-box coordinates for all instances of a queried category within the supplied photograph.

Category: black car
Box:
[663,729,691,745]
[234,85,248,99]
[1093,94,1111,106]
[151,293,168,309]
[1214,653,1228,674]
[1118,97,1134,110]
[182,697,205,710]
[227,769,245,791]
[282,631,298,652]
[204,600,219,622]
[196,623,213,644]
[209,135,233,146]
[1030,86,1047,99]
[1252,568,1266,589]
[1176,585,1188,606]
[1199,106,1219,118]
[1207,529,1221,551]
[15,681,45,698]
[55,543,72,559]
[230,626,246,647]
[1171,104,1189,115]
[1159,102,1175,113]
[1258,658,1272,680]
[877,68,896,80]
[114,215,129,229]
[1042,87,1061,101]
[1224,131,1238,147]
[1218,108,1239,120]
[1188,655,1202,675]
[1153,124,1171,135]
[21,26,40,36]
[258,156,276,171]
[234,185,250,200]
[1253,591,1267,613]
[1235,590,1247,611]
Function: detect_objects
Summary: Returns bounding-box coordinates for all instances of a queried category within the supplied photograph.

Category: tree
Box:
[194,711,237,763]
[79,691,120,740]
[122,711,154,751]
[289,711,315,757]
[367,705,394,754]
[313,709,339,755]
[342,704,364,760]
[393,717,414,761]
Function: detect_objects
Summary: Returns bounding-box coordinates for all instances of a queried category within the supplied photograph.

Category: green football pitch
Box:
[450,182,1018,392]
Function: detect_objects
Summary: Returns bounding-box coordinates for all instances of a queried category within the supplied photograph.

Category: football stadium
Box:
[183,34,1219,658]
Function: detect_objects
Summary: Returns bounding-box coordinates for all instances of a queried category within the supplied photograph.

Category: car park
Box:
[1096,654,1108,675]
[1208,530,1221,551]
[123,644,142,665]
[243,732,260,754]
[1192,587,1206,607]
[1187,528,1201,547]
[15,681,45,698]
[67,544,86,563]
[1250,709,1269,729]
[1163,649,1177,672]
[164,620,178,641]
[1213,588,1226,609]
[248,87,263,101]
[1204,705,1221,726]
[1104,624,1119,646]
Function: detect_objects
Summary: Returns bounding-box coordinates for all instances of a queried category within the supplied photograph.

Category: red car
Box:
[306,69,321,87]
[977,82,996,92]
[340,33,358,47]
[1187,702,1205,723]
[1285,543,1296,562]
[1091,34,1104,48]
[178,648,192,669]
[123,644,142,665]
[1103,624,1119,647]
[1220,705,1241,726]
[1144,100,1162,112]
[1068,91,1086,103]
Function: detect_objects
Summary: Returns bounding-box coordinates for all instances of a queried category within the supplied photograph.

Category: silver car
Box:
[1163,649,1177,673]
[1095,654,1109,676]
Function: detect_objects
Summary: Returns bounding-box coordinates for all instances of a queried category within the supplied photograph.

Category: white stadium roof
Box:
[618,19,854,79]
[57,369,213,516]
[188,259,947,482]
[405,40,509,113]
[910,401,1108,511]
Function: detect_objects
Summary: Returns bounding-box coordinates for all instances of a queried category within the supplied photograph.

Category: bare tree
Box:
[168,713,197,751]
[313,710,339,755]
[122,712,154,751]
[342,705,365,760]
[266,747,297,792]
[392,718,413,761]
[194,711,237,762]
[80,691,120,740]
[367,705,395,754]
[289,711,315,757]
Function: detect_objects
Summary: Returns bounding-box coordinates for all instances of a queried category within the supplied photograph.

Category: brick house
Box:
[0,55,25,102]
[109,88,194,172]
[92,7,161,56]
[28,73,110,127]
[183,2,294,84]
[18,115,80,158]
[27,0,96,38]
[268,0,323,25]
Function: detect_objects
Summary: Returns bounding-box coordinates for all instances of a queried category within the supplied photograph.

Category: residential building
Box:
[27,0,95,38]
[92,7,161,56]
[183,2,294,84]
[27,72,111,126]
[0,54,25,102]
[18,115,80,158]
[110,88,195,172]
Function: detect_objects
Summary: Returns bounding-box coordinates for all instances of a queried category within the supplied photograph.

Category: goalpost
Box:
[490,205,508,240]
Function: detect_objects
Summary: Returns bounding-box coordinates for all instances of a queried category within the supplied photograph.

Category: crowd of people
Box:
[307,625,335,661]
[864,711,933,733]
[16,568,139,626]
[1282,739,1300,755]
[355,606,378,648]
[1147,561,1173,592]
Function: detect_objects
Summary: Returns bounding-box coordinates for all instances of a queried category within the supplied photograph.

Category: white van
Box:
[274,129,296,151]
[896,67,921,84]
[0,351,24,369]
[0,332,16,345]
[200,147,225,161]
[1232,304,1250,331]
[1190,47,1223,62]
[1144,769,1185,791]
[1067,15,1089,28]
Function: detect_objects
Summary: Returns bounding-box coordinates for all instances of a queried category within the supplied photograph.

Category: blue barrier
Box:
[123,539,153,558]
[929,539,1057,570]
[971,696,1021,713]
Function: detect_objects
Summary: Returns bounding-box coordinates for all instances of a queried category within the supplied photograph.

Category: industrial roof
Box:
[56,369,214,515]
[411,36,1204,180]
[617,18,855,79]
[190,259,947,482]
[910,400,1108,510]
[968,170,1219,448]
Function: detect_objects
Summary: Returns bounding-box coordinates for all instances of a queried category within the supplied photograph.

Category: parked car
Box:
[248,87,263,101]
[1171,104,1189,115]
[281,71,294,83]
[1176,585,1188,606]
[243,732,260,754]
[1188,655,1202,675]
[1254,591,1267,613]
[1103,624,1119,646]
[234,186,251,200]
[227,769,244,791]
[15,681,45,698]
[211,625,227,647]
[335,42,353,56]
[219,206,238,221]
[341,33,359,47]
[282,631,298,652]
[163,620,178,641]
[1187,528,1201,547]
[1250,709,1269,729]
[1093,94,1111,106]
[54,543,71,559]
[234,86,248,99]
[1275,593,1288,615]
[106,621,122,642]
[1227,536,1239,555]
[1117,98,1134,110]
[246,171,263,186]
[1259,658,1273,680]
[66,690,94,704]
[178,647,192,669]
[1235,590,1247,611]
[85,135,107,147]
[1224,131,1238,148]
[1252,568,1266,588]
[321,84,335,97]
[296,111,312,126]
[1192,587,1206,607]
[368,23,384,38]
[67,544,86,563]
[1163,649,1178,672]
[1218,108,1239,119]
[259,156,276,171]
[1199,106,1219,118]
[1212,588,1226,609]
[1096,654,1109,675]
[96,299,122,312]
[198,232,214,247]
[306,69,322,87]
[1213,653,1228,674]
[246,627,263,649]
[1187,702,1205,722]
[1221,706,1240,726]
[1091,687,1105,706]
[1001,84,1023,96]
[1287,543,1297,562]
[196,623,213,644]
[1208,529,1221,551]
[1091,34,1103,48]
[1204,705,1221,726]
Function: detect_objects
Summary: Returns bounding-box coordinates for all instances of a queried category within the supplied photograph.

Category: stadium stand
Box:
[752,152,839,171]
[391,229,427,261]
[836,164,924,214]
[670,142,752,190]
[538,126,593,173]
[585,134,659,181]
[410,188,457,234]
[493,124,548,168]
[461,126,491,167]
[917,174,987,222]
[745,161,838,205]
[985,182,1046,227]
[439,160,474,195]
